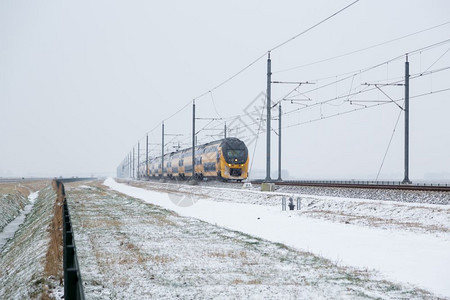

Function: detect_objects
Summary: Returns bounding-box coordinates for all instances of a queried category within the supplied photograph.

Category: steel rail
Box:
[250,180,450,192]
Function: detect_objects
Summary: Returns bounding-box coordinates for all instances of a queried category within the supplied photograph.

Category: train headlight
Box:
[228,163,232,167]
[240,164,243,167]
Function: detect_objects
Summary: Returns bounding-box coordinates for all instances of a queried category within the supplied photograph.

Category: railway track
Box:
[0,178,50,183]
[251,180,450,192]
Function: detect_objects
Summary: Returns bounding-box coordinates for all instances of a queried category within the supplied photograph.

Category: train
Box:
[136,137,249,181]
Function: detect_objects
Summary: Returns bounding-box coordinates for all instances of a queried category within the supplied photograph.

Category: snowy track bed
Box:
[172,179,450,205]
[124,179,450,237]
[66,181,435,299]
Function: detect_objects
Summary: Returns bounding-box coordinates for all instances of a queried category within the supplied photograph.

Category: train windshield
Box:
[227,150,245,160]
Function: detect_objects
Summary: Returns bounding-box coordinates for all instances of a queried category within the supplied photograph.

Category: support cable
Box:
[376,105,404,180]
[209,91,223,119]
[422,47,450,73]
[248,99,267,179]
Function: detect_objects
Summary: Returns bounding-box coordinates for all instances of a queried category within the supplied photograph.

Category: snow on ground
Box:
[0,180,51,233]
[106,178,450,298]
[0,187,29,232]
[0,191,38,249]
[198,180,450,205]
[122,179,450,238]
[0,185,62,299]
[66,181,433,299]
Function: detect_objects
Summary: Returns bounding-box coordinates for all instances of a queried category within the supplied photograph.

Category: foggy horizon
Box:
[1,0,449,181]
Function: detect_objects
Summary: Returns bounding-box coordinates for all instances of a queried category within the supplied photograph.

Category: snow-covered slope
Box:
[0,186,61,299]
[107,178,450,298]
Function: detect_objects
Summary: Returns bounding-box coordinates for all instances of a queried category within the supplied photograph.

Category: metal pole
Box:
[162,122,164,178]
[192,100,196,179]
[277,103,282,181]
[266,52,272,181]
[403,54,411,184]
[224,122,227,139]
[137,142,140,179]
[146,134,149,177]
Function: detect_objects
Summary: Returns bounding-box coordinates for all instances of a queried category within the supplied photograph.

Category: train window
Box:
[227,150,244,159]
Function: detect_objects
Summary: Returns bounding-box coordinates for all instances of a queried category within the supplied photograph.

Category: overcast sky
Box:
[1,0,449,180]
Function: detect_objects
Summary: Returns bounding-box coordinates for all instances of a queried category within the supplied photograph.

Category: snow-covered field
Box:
[2,178,447,299]
[62,180,438,299]
[106,178,450,298]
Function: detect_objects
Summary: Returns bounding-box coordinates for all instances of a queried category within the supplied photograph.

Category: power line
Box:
[193,53,268,102]
[193,60,450,139]
[269,0,361,52]
[281,87,450,130]
[280,65,450,118]
[275,20,450,73]
[140,0,362,144]
[275,39,450,111]
[120,8,450,170]
[422,47,450,73]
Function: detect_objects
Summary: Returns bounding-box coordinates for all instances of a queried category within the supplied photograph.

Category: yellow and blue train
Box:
[138,137,249,181]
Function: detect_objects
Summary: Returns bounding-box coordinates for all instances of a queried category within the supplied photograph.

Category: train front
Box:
[219,138,249,181]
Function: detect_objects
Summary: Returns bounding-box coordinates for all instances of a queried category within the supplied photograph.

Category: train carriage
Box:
[139,137,248,181]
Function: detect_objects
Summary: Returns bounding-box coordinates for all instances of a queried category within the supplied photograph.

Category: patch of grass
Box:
[274,242,289,250]
[208,250,248,259]
[82,218,123,229]
[148,254,174,264]
[231,279,262,285]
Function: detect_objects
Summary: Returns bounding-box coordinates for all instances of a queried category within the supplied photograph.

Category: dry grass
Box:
[231,279,262,285]
[43,180,64,283]
[0,180,50,197]
[208,250,248,259]
[141,215,176,226]
[148,254,174,264]
[81,218,123,229]
[304,209,449,233]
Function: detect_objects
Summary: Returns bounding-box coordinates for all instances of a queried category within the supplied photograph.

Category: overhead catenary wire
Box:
[120,9,450,171]
[143,60,450,160]
[130,11,450,152]
[269,0,361,52]
[280,65,450,120]
[270,39,450,111]
[274,20,450,74]
[281,87,450,130]
[134,0,363,147]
